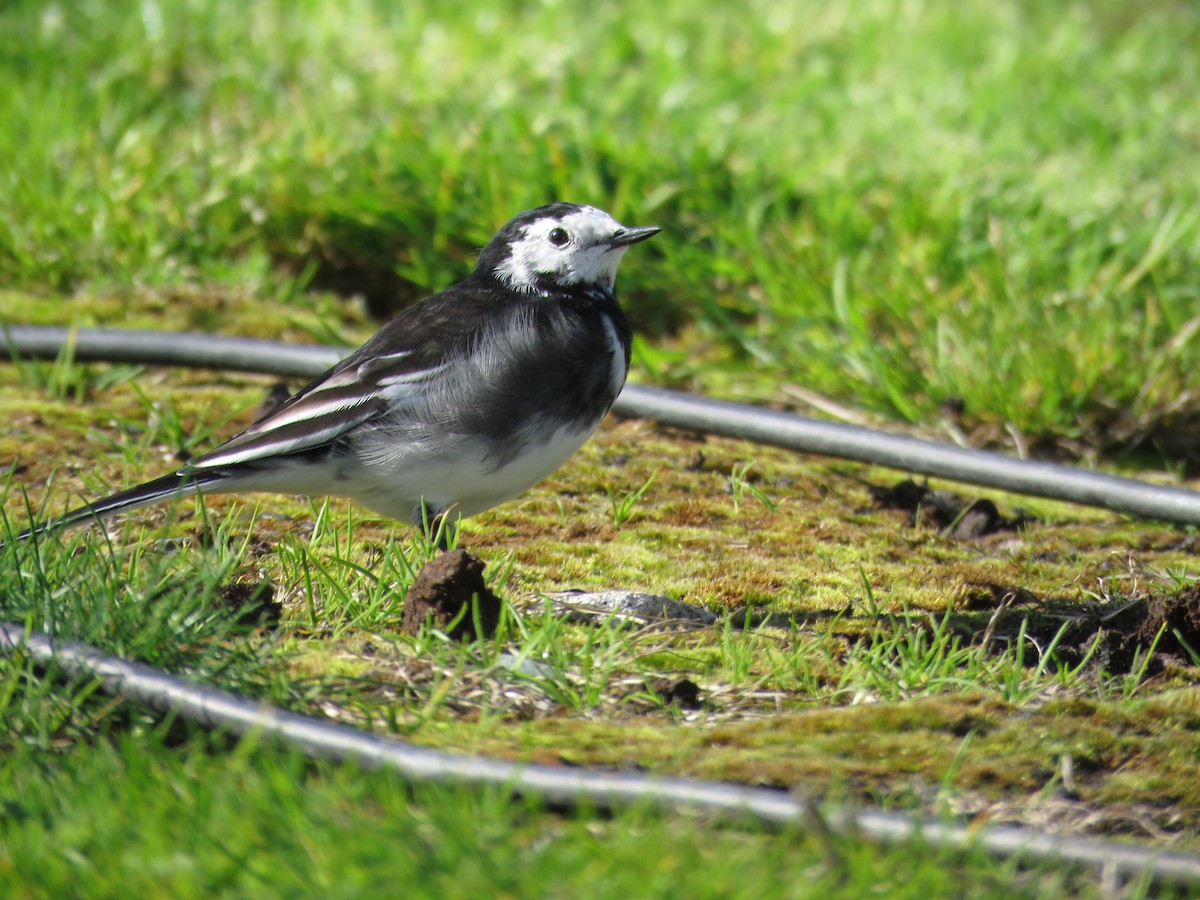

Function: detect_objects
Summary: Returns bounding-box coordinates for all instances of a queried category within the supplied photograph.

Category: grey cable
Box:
[2,621,1198,886]
[5,325,1200,525]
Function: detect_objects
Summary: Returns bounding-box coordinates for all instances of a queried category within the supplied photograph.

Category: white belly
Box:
[340,417,600,522]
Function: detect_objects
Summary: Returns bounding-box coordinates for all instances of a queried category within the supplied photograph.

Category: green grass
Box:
[5,362,1200,891]
[5,450,1200,894]
[2,514,1195,897]
[4,0,1200,448]
[5,0,1200,894]
[4,735,1122,900]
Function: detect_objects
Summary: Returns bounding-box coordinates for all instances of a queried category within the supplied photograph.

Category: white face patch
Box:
[494,206,635,292]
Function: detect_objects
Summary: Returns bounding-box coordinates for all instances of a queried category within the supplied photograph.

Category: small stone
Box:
[543,590,716,625]
[496,653,557,679]
[949,499,1002,539]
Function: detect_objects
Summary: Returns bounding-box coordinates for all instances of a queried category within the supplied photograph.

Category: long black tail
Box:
[14,469,228,540]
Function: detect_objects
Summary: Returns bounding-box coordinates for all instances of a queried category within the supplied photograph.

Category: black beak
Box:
[607,225,661,247]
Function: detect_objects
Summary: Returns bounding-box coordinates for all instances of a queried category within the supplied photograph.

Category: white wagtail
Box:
[20,203,659,539]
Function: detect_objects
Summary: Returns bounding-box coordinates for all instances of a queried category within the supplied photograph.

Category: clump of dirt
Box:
[401,549,501,640]
[1083,587,1200,674]
[958,581,1042,612]
[957,582,1200,675]
[647,677,703,709]
[870,478,1028,539]
[215,579,282,625]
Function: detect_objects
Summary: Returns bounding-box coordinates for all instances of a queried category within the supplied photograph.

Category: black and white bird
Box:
[22,203,659,539]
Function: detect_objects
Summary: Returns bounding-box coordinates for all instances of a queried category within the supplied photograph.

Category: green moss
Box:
[7,286,1200,848]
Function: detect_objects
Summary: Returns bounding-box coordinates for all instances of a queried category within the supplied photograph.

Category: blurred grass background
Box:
[4,0,1200,456]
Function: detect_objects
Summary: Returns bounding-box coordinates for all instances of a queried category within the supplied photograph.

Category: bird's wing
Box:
[190,303,472,472]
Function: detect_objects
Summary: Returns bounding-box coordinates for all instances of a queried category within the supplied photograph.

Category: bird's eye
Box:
[548,227,570,247]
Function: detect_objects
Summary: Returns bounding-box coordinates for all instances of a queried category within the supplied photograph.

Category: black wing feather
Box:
[193,284,496,471]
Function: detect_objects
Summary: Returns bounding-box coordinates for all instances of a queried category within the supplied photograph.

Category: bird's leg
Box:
[417,499,456,552]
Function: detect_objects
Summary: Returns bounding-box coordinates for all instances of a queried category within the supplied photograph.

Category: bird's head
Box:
[480,203,659,294]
